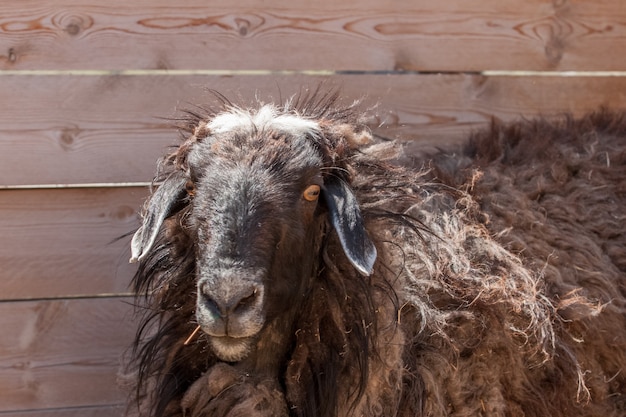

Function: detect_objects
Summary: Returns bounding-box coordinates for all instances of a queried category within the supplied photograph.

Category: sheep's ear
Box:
[130,172,188,263]
[322,177,377,276]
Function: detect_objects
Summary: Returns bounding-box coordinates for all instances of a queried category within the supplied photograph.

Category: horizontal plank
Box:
[1,73,625,186]
[0,187,145,300]
[0,298,136,412]
[0,0,625,72]
[0,405,123,417]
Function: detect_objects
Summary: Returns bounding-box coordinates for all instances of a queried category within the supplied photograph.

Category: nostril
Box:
[198,284,263,319]
[235,288,259,312]
[201,295,222,319]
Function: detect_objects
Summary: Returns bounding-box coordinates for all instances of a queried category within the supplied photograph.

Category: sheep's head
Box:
[130,103,377,363]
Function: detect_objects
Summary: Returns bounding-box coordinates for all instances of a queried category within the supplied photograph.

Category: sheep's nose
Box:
[199,285,262,321]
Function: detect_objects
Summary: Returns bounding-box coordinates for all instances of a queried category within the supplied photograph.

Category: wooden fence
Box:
[1,0,625,415]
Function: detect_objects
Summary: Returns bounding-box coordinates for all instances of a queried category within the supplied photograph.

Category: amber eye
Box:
[303,184,321,202]
[185,180,196,197]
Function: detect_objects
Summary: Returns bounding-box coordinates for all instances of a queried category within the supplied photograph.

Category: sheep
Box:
[123,90,626,417]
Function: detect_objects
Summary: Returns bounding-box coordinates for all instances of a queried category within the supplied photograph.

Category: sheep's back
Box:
[379,110,626,416]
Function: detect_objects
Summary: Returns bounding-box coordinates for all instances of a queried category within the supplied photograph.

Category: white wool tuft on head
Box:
[207,105,320,137]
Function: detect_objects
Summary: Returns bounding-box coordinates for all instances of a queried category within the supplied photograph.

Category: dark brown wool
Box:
[122,92,626,417]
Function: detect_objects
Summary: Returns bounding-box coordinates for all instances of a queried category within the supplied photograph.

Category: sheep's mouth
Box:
[209,335,254,362]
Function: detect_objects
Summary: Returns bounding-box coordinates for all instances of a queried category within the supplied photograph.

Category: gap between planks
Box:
[1,69,626,77]
[0,182,151,190]
[0,403,125,416]
[1,293,135,304]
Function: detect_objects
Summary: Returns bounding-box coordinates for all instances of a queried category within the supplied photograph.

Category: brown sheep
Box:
[123,90,626,417]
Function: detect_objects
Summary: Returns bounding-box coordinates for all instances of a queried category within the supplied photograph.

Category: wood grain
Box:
[0,187,145,300]
[0,0,625,71]
[0,73,625,186]
[0,298,136,412]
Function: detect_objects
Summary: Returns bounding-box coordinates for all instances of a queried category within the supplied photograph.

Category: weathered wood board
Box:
[1,74,625,187]
[0,298,136,412]
[1,0,625,71]
[0,187,144,300]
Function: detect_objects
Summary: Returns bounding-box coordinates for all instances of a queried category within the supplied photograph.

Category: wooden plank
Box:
[0,187,145,300]
[0,0,625,72]
[0,405,123,417]
[1,73,625,186]
[0,298,136,412]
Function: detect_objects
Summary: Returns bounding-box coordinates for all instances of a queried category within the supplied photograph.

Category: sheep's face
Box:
[186,108,328,362]
[131,105,376,363]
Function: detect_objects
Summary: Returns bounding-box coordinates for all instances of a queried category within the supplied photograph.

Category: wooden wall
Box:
[1,1,625,415]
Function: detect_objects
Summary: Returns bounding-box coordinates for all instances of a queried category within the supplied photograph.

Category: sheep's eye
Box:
[185,180,196,197]
[303,184,321,202]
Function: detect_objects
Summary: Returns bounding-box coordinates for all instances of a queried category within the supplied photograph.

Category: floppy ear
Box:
[322,176,377,276]
[130,172,188,263]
